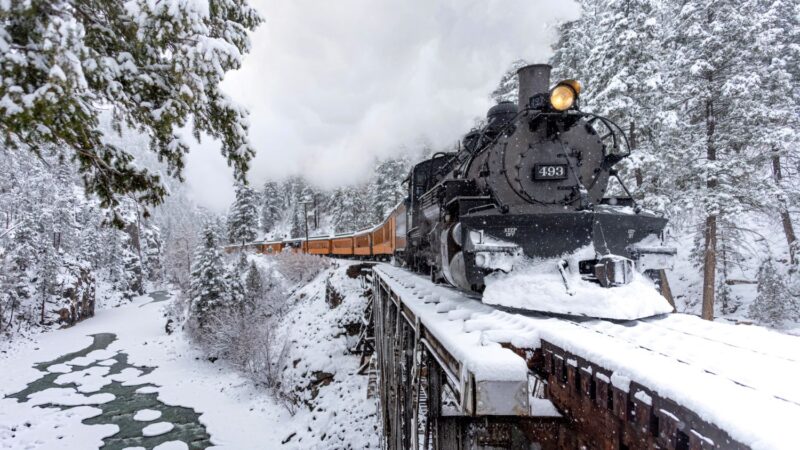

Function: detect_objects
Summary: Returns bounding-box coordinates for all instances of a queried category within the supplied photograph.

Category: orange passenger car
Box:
[226,199,409,262]
[307,237,332,255]
[262,241,284,254]
[331,234,355,256]
[353,231,372,257]
[371,218,394,258]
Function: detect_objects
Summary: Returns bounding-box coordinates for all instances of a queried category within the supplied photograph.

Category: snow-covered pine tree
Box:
[491,59,529,104]
[141,225,163,282]
[77,207,102,269]
[236,251,249,273]
[244,261,264,311]
[228,182,260,245]
[290,206,305,239]
[0,0,262,214]
[104,228,126,293]
[190,223,229,331]
[121,241,145,298]
[749,259,798,326]
[747,0,800,264]
[10,211,37,274]
[224,268,246,311]
[369,157,411,224]
[330,186,363,233]
[260,182,282,235]
[581,0,665,197]
[35,235,60,324]
[550,0,597,94]
[659,0,764,320]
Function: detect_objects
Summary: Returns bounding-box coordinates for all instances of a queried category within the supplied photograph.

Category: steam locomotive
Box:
[404,64,674,296]
[229,64,675,315]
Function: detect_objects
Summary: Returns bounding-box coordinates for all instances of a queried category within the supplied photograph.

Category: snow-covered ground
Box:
[666,213,800,335]
[273,261,379,449]
[0,261,379,449]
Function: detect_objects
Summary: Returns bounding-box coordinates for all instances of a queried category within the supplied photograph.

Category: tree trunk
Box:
[772,151,797,263]
[132,199,144,266]
[701,94,717,321]
[40,291,46,324]
[630,121,643,187]
[702,214,717,320]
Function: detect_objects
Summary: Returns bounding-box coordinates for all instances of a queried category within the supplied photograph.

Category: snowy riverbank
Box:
[1,291,288,449]
[0,261,379,449]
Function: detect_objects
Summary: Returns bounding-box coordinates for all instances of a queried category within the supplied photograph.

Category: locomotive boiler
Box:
[405,64,675,297]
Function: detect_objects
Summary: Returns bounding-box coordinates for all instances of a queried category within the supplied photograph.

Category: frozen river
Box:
[0,291,287,449]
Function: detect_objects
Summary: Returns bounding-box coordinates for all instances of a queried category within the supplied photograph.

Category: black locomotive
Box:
[404,64,674,297]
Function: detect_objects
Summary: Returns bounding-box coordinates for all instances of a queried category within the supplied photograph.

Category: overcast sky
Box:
[183,0,580,211]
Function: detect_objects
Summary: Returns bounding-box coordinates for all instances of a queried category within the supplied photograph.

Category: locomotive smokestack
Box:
[517,64,551,109]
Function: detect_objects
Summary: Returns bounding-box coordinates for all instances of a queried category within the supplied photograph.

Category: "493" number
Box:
[534,164,567,180]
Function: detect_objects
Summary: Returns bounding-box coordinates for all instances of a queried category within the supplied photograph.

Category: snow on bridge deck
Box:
[374,264,800,450]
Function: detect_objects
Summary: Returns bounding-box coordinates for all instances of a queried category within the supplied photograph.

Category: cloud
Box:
[185,0,580,211]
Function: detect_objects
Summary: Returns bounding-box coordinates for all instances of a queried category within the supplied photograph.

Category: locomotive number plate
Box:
[533,164,568,180]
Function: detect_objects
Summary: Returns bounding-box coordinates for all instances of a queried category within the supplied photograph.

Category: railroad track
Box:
[369,263,800,450]
[561,317,800,406]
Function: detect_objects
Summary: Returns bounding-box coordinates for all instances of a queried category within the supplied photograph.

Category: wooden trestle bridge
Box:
[353,264,799,450]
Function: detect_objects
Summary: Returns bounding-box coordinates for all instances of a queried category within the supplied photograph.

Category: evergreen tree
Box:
[584,0,665,195]
[0,0,262,213]
[190,223,228,330]
[749,259,798,326]
[78,215,101,270]
[659,0,764,319]
[491,59,529,104]
[290,206,305,238]
[550,0,596,92]
[121,243,144,298]
[36,238,59,324]
[224,268,246,311]
[236,251,250,273]
[330,187,362,233]
[141,225,163,282]
[227,182,259,245]
[369,157,411,224]
[244,262,264,311]
[260,182,282,234]
[11,212,37,273]
[747,0,800,263]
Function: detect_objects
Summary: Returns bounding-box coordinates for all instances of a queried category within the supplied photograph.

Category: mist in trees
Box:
[244,157,413,239]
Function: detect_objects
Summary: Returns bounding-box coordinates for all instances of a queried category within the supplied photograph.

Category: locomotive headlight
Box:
[549,84,577,111]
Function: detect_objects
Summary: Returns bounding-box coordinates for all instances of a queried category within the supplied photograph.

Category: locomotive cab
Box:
[406,153,455,272]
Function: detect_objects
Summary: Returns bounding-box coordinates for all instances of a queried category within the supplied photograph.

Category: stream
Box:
[5,292,212,450]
